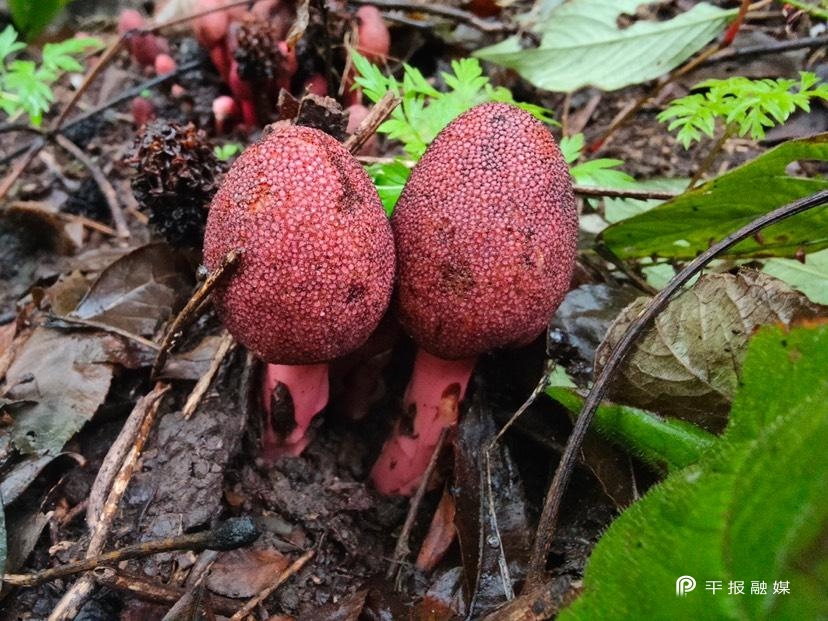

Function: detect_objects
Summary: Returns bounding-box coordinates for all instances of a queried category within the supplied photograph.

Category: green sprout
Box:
[0,25,103,126]
[659,71,828,149]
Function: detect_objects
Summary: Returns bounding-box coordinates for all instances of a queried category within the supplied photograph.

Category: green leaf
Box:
[570,158,636,188]
[661,72,826,147]
[603,178,688,224]
[9,0,69,40]
[546,387,716,472]
[763,248,828,304]
[474,1,735,93]
[0,25,25,61]
[600,133,828,260]
[352,53,557,160]
[366,160,411,215]
[558,134,583,165]
[560,322,828,621]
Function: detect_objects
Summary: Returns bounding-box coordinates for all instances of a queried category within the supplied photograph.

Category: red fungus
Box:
[354,6,390,63]
[203,124,395,457]
[212,95,238,134]
[371,102,578,495]
[118,9,168,67]
[228,59,257,127]
[154,53,177,76]
[131,96,156,126]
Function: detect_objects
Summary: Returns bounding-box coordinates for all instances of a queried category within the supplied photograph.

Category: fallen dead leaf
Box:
[596,270,827,430]
[207,548,291,598]
[70,242,193,336]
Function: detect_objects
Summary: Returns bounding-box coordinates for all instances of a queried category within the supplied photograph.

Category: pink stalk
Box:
[228,60,257,127]
[212,95,238,134]
[261,363,330,459]
[371,349,476,495]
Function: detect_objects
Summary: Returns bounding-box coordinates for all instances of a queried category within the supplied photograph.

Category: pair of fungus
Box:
[202,102,578,495]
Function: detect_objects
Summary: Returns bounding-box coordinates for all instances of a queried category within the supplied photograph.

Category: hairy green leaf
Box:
[560,322,828,620]
[600,133,828,260]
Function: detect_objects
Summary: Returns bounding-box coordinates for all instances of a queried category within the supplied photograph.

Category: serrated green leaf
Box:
[0,25,25,61]
[570,158,635,188]
[600,133,828,260]
[474,1,735,93]
[560,322,828,621]
[366,159,411,214]
[559,134,584,164]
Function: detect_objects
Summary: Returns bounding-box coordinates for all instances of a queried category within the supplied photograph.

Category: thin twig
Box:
[152,249,243,379]
[94,567,240,616]
[48,383,170,621]
[4,517,258,588]
[704,33,828,65]
[343,91,400,154]
[0,140,44,205]
[688,123,737,189]
[573,185,678,201]
[349,0,512,33]
[47,314,160,351]
[481,369,553,602]
[592,0,750,153]
[53,133,130,238]
[228,549,316,621]
[145,0,250,35]
[525,188,828,585]
[387,428,449,582]
[0,59,201,169]
[52,38,127,130]
[182,331,237,420]
[161,550,221,620]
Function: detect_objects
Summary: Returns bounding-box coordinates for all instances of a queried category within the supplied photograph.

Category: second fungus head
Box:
[392,102,578,360]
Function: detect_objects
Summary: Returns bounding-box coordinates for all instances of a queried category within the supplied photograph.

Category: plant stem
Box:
[688,122,737,190]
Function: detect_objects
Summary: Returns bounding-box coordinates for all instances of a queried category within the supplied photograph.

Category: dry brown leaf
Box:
[596,270,827,430]
[70,242,193,336]
[206,548,291,598]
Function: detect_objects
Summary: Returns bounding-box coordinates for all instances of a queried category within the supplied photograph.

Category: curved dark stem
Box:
[0,59,201,169]
[525,188,828,584]
[0,123,43,135]
[349,0,512,33]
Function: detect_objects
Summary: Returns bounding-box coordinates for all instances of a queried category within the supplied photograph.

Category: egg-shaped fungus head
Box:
[392,102,578,360]
[203,124,395,366]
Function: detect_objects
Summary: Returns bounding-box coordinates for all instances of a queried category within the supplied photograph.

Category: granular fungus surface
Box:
[392,102,578,359]
[203,124,395,364]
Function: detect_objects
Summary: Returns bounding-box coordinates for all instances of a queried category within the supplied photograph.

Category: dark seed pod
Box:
[129,121,224,247]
